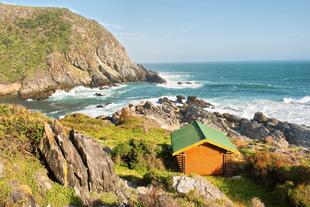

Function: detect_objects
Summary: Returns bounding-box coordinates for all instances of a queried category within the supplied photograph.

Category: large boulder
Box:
[239,120,270,140]
[186,96,214,108]
[172,176,231,202]
[277,122,310,147]
[39,121,127,204]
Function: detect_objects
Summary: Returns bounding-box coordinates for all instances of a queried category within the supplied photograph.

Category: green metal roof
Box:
[171,120,238,155]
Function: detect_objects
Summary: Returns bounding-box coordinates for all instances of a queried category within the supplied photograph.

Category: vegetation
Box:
[0,8,72,82]
[0,104,82,206]
[2,104,307,207]
[243,148,310,207]
[60,113,170,147]
[206,175,275,206]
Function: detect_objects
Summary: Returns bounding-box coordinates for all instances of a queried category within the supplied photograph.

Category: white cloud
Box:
[99,21,123,31]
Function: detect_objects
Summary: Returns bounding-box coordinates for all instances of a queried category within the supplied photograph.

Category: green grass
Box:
[60,113,170,147]
[0,8,72,82]
[206,175,279,207]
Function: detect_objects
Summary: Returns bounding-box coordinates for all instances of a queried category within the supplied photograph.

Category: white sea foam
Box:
[74,95,177,117]
[283,96,310,105]
[158,72,204,89]
[207,97,310,126]
[48,85,127,101]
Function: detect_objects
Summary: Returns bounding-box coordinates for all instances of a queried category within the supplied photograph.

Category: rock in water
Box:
[0,4,165,100]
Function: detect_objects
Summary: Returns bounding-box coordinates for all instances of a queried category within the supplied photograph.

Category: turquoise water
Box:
[1,61,310,125]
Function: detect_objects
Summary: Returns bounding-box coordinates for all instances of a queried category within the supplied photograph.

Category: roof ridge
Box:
[193,120,205,141]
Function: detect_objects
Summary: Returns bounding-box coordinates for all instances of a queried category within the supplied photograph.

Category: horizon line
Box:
[141,59,310,64]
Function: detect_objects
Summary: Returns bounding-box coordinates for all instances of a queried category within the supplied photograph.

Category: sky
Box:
[2,0,310,63]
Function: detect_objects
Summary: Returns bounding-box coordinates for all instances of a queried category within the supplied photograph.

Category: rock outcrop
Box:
[39,121,128,204]
[172,175,232,204]
[111,96,310,148]
[0,4,165,100]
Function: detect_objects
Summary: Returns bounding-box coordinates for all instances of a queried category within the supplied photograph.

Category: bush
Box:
[137,188,179,207]
[289,184,310,207]
[112,139,164,171]
[0,104,48,154]
[142,170,173,190]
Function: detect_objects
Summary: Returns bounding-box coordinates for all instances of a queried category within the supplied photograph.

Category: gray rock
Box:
[39,121,128,205]
[172,175,230,202]
[253,112,268,124]
[266,130,289,148]
[176,95,185,103]
[277,122,310,147]
[240,120,270,140]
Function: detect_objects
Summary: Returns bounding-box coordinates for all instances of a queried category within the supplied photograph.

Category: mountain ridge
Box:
[0,3,165,100]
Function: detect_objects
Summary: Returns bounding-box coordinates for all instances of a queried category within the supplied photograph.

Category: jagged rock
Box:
[172,176,231,202]
[253,112,268,124]
[277,122,310,147]
[265,130,289,148]
[144,70,166,84]
[69,130,117,192]
[94,93,104,97]
[39,121,128,205]
[239,120,270,140]
[10,181,38,207]
[143,101,153,109]
[112,96,310,148]
[35,172,52,193]
[96,105,104,108]
[158,97,171,104]
[186,96,213,108]
[176,95,185,103]
[39,123,70,186]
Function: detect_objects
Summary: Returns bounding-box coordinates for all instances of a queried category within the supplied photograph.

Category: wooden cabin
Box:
[171,121,238,176]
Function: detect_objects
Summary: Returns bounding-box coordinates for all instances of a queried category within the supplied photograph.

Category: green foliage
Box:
[289,184,310,207]
[44,184,82,207]
[244,149,310,207]
[0,8,72,82]
[0,104,47,151]
[60,113,170,147]
[206,175,276,206]
[112,139,164,171]
[142,170,174,190]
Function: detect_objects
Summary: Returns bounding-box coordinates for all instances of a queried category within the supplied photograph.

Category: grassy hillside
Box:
[0,104,82,206]
[1,104,309,206]
[0,6,72,82]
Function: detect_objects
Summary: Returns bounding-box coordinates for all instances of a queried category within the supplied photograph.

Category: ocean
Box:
[1,61,310,126]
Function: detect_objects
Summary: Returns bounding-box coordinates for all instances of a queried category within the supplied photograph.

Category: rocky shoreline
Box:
[108,95,310,149]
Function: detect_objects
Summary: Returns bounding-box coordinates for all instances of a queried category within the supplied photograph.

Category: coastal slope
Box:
[0,4,165,100]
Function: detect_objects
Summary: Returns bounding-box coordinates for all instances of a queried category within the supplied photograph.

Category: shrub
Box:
[289,184,310,207]
[137,187,179,207]
[142,170,173,190]
[272,181,294,205]
[112,139,164,171]
[0,104,49,156]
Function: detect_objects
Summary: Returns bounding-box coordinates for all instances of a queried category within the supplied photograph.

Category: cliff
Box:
[0,4,165,100]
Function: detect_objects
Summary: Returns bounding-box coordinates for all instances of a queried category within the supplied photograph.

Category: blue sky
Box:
[2,0,310,63]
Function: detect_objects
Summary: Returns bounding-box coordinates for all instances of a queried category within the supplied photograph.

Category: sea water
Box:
[1,61,309,126]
